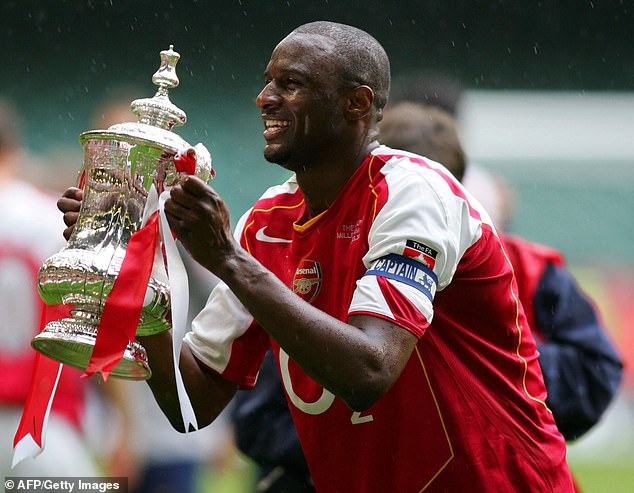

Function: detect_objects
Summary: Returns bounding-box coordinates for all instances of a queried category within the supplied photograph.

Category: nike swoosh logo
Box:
[255,226,292,243]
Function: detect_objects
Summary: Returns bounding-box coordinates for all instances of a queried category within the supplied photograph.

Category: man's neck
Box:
[297,140,379,218]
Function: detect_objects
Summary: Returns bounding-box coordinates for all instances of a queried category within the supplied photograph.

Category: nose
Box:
[256,81,280,111]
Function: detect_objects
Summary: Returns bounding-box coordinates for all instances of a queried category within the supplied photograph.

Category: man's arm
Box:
[59,177,417,425]
[138,330,238,432]
[535,262,623,440]
[164,176,418,412]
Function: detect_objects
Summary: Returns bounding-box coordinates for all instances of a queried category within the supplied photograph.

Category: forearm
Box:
[139,330,237,431]
[214,247,413,410]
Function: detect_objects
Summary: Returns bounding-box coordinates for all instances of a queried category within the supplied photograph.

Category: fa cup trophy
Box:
[32,46,213,380]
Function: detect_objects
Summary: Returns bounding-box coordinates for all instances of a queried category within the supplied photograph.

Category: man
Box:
[232,100,623,492]
[59,22,574,491]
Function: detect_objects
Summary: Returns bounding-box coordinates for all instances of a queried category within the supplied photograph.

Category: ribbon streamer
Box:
[159,190,199,432]
[83,213,159,380]
[84,183,198,428]
[174,148,197,175]
[12,304,72,467]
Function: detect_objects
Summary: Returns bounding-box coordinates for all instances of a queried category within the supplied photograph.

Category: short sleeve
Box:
[349,156,482,336]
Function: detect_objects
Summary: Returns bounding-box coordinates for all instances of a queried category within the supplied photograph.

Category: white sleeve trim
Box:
[183,282,254,374]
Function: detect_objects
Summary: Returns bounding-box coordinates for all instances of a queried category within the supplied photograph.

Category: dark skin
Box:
[59,31,418,431]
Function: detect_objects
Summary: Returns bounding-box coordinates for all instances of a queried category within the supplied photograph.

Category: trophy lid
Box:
[79,45,190,152]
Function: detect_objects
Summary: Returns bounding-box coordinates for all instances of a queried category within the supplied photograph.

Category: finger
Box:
[58,197,82,213]
[63,225,75,241]
[164,188,193,218]
[168,178,214,211]
[63,211,80,228]
[181,175,213,198]
[164,210,190,241]
[61,187,83,200]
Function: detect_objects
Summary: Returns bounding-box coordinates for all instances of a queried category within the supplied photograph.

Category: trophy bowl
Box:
[32,46,212,380]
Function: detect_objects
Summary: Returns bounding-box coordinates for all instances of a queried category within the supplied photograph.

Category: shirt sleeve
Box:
[349,158,482,337]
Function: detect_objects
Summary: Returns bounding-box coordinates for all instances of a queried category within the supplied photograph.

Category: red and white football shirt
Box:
[185,146,574,492]
[0,180,85,429]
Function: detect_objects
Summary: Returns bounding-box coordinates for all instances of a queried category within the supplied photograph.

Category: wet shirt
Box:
[185,146,574,492]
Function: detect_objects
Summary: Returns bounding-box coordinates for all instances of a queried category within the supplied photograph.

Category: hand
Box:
[57,187,83,240]
[164,175,236,274]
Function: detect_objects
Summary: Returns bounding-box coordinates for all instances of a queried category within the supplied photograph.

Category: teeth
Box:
[265,120,290,129]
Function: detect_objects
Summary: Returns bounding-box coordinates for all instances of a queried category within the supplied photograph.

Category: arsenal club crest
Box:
[292,259,322,303]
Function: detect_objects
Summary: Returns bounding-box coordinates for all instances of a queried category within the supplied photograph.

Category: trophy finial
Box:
[130,45,187,130]
[152,45,181,93]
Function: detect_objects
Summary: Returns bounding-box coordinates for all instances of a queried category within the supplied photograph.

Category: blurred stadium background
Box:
[2,1,632,491]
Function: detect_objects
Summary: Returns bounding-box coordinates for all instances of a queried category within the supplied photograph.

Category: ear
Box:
[344,85,374,121]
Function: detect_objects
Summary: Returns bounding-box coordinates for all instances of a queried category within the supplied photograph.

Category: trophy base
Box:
[32,318,151,380]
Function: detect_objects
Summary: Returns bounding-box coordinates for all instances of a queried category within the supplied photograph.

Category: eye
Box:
[284,77,302,90]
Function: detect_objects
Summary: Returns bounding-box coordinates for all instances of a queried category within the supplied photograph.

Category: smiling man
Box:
[59,21,575,492]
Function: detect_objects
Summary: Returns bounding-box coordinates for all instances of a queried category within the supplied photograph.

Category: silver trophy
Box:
[32,46,212,380]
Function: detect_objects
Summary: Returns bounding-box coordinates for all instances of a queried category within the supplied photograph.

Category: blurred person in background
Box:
[380,100,623,441]
[0,97,100,477]
[231,348,314,493]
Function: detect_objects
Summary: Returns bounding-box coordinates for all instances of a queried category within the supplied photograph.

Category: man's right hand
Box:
[57,187,83,240]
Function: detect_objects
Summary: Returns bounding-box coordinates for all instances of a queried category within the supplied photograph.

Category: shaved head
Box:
[290,21,391,120]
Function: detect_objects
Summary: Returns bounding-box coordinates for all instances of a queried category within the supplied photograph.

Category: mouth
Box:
[263,118,291,139]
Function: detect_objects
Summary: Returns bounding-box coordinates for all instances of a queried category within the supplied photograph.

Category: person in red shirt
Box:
[231,100,623,493]
[59,22,575,492]
[0,98,99,477]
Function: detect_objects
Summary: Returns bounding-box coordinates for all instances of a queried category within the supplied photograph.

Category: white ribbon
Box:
[158,190,199,432]
[143,185,198,432]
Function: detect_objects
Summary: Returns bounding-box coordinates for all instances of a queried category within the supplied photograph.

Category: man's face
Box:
[255,33,346,170]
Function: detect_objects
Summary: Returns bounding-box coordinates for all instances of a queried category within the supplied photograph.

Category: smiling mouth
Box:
[264,119,291,131]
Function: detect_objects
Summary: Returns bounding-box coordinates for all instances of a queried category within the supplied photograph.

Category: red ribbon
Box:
[83,212,159,380]
[13,303,73,452]
[175,149,197,175]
